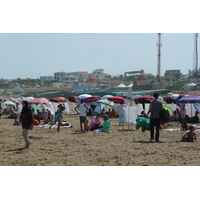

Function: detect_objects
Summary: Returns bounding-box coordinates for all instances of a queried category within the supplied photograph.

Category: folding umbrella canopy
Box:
[107,96,126,104]
[134,95,154,110]
[29,98,50,104]
[3,101,16,106]
[50,97,67,102]
[84,96,101,103]
[177,96,200,103]
[134,95,154,104]
[9,97,19,103]
[96,99,114,106]
[102,95,113,99]
[78,94,92,99]
[163,94,185,104]
[15,96,31,102]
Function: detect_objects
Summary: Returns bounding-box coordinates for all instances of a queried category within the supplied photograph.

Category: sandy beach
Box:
[1,109,200,166]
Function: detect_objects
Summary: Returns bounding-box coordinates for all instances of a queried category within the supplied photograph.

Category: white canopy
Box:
[186,83,197,87]
[116,82,127,88]
[127,83,133,88]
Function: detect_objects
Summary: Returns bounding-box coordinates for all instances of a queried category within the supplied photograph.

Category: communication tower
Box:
[156,33,162,82]
[193,33,198,78]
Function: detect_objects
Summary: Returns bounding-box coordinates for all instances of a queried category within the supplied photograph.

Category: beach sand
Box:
[1,111,200,166]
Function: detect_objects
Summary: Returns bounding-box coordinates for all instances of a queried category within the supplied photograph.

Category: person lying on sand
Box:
[181,125,197,142]
[181,121,200,131]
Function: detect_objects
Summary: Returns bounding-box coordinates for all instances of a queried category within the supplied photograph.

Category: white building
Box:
[88,69,109,80]
[54,72,78,86]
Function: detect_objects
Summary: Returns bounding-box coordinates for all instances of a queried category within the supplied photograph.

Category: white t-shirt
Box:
[79,103,88,117]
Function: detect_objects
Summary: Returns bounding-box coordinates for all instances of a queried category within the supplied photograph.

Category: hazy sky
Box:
[0,33,196,79]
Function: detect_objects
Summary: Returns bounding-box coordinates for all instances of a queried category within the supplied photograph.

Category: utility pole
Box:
[156,33,162,82]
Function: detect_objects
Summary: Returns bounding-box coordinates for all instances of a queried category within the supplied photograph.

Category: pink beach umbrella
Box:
[29,98,50,104]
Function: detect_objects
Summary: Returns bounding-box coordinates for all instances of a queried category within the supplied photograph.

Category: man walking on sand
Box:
[148,93,163,142]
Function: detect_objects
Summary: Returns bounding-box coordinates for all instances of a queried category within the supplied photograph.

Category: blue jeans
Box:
[119,114,125,125]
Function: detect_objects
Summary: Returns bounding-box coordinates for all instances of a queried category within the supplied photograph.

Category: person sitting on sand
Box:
[139,111,148,118]
[185,111,199,123]
[90,113,102,131]
[110,108,116,118]
[49,106,65,132]
[100,114,111,132]
[181,125,197,142]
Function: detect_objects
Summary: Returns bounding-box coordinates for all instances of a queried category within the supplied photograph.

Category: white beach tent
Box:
[127,83,134,88]
[116,82,127,88]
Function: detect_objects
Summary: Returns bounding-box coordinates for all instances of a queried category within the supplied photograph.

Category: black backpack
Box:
[160,109,170,123]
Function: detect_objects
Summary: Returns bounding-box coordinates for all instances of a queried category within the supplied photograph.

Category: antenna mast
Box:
[193,33,198,79]
[156,33,162,82]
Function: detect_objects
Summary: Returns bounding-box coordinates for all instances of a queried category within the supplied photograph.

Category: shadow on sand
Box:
[132,140,165,144]
[5,147,26,152]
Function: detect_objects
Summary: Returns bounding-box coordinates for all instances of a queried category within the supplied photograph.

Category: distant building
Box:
[54,72,78,86]
[68,71,88,81]
[88,69,109,80]
[53,82,66,88]
[40,76,54,83]
[164,70,182,80]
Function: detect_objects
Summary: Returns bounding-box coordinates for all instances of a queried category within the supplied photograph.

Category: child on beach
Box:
[49,106,65,132]
[85,119,90,132]
[181,125,197,142]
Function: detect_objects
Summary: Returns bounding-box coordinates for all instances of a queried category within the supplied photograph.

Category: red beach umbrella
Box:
[107,96,126,104]
[84,96,101,103]
[134,95,154,104]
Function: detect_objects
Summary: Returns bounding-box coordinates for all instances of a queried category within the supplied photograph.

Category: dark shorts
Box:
[79,116,86,123]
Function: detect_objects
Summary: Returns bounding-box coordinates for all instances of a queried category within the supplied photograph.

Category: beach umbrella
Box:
[84,96,101,103]
[163,94,185,104]
[102,95,113,98]
[29,98,50,104]
[15,96,31,102]
[134,95,154,110]
[3,101,16,105]
[107,96,126,104]
[50,97,67,102]
[96,99,114,106]
[78,94,92,99]
[134,95,154,104]
[130,95,142,100]
[9,97,19,103]
[177,96,200,103]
